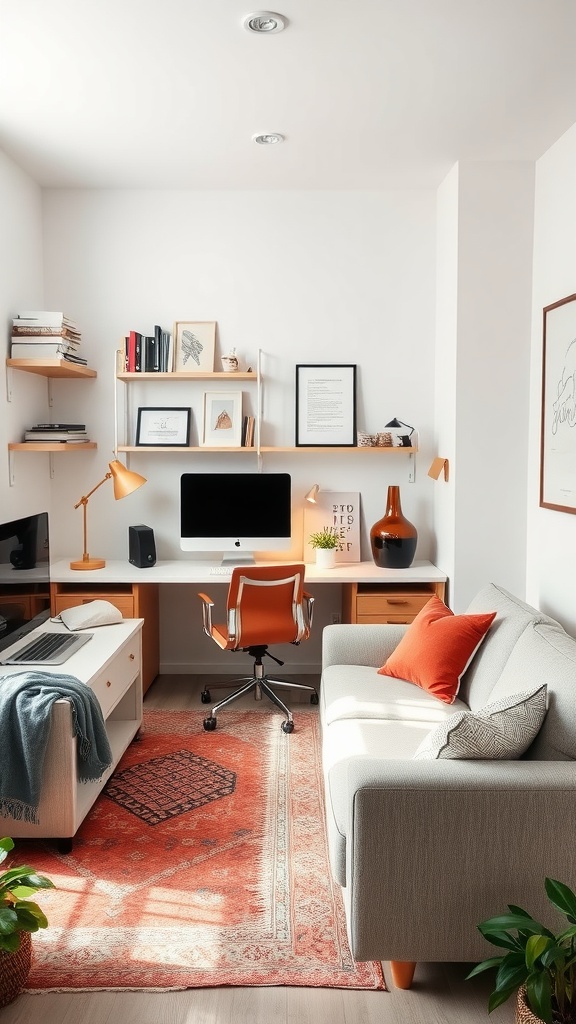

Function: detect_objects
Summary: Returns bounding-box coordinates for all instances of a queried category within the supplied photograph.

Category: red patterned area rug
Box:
[19,708,385,992]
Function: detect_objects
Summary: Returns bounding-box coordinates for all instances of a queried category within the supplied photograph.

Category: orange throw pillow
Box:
[377,596,496,704]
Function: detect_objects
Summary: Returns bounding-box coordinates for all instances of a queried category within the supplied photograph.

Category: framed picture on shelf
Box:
[202,391,243,447]
[135,407,191,447]
[540,292,576,513]
[295,364,357,446]
[173,321,216,373]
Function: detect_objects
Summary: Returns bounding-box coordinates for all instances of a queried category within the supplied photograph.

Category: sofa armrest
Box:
[322,623,409,670]
[344,757,576,963]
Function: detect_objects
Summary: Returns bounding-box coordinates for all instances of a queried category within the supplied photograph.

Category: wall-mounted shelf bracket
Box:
[408,452,416,483]
[6,367,13,403]
[8,450,15,487]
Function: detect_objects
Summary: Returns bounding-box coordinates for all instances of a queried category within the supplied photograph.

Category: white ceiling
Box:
[1,0,576,190]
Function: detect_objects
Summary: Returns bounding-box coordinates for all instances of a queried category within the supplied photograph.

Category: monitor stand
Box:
[220,552,256,567]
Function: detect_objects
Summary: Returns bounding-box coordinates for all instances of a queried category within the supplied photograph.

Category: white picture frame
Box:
[173,321,216,373]
[303,490,361,563]
[540,293,576,513]
[202,391,243,447]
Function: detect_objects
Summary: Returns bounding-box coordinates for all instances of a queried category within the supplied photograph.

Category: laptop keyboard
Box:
[7,632,78,663]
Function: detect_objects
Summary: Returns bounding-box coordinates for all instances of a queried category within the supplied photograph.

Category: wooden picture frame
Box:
[540,293,576,513]
[295,364,357,446]
[173,321,216,373]
[202,391,242,447]
[135,407,191,447]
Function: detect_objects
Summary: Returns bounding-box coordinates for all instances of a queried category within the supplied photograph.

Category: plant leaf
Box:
[545,878,576,921]
[526,971,553,1024]
[526,934,552,967]
[487,985,518,1013]
[494,953,529,994]
[480,930,522,952]
[478,913,547,935]
[466,957,503,979]
[0,906,18,934]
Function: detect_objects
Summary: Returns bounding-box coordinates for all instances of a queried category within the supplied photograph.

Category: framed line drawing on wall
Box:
[203,391,242,447]
[295,364,357,446]
[135,407,191,447]
[540,292,576,513]
[173,321,216,373]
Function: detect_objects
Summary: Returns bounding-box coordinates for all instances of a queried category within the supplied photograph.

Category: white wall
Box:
[40,188,437,670]
[0,149,48,523]
[528,123,576,631]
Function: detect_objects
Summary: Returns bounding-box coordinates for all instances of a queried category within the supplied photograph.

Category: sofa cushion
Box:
[486,621,576,760]
[377,595,496,704]
[461,584,558,710]
[321,664,469,726]
[413,684,548,760]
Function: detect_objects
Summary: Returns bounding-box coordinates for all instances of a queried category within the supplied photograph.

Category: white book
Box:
[11,342,73,359]
[15,311,78,329]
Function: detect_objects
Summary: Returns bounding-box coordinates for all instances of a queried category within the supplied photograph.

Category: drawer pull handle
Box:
[106,680,111,688]
[129,653,135,660]
[386,599,409,605]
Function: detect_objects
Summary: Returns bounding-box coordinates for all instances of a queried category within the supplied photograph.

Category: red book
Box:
[127,331,137,373]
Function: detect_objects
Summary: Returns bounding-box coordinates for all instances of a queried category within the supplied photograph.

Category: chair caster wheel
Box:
[310,691,319,705]
[203,717,217,731]
[201,689,211,704]
[281,720,294,734]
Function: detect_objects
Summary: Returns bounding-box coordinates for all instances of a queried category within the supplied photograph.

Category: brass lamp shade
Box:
[305,484,319,504]
[70,461,147,570]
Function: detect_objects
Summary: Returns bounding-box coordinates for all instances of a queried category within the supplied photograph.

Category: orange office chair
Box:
[198,564,318,733]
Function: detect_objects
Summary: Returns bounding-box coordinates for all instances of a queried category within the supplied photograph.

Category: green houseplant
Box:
[467,877,576,1023]
[0,837,55,1007]
[308,526,339,550]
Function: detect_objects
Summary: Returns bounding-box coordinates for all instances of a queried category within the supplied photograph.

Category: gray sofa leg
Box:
[389,960,416,989]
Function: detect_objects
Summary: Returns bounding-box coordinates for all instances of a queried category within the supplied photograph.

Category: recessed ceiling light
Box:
[252,132,285,145]
[243,11,287,34]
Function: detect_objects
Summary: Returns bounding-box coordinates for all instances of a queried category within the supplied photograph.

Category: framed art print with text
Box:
[540,292,576,513]
[136,407,191,447]
[295,364,357,446]
[173,321,216,373]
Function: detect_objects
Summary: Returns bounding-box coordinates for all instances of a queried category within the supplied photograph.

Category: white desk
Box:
[49,559,446,685]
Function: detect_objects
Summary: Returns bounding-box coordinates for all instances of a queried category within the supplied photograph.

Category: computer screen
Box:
[180,473,291,564]
[0,511,51,654]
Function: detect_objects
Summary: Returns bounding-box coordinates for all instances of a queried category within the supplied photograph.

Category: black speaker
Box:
[128,524,156,568]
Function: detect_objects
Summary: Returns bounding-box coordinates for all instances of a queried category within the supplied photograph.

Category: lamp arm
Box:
[73,471,112,510]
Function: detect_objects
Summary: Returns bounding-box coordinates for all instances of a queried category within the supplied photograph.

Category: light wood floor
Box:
[2,674,515,1024]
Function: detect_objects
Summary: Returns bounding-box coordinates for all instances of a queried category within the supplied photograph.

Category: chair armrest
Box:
[344,757,576,962]
[198,592,214,638]
[303,590,314,630]
[322,623,409,670]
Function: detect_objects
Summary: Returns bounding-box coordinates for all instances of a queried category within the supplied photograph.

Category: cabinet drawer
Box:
[356,613,414,625]
[53,594,135,618]
[355,593,431,618]
[90,635,141,718]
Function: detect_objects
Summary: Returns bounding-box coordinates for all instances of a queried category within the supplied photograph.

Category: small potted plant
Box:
[467,877,576,1023]
[0,837,55,1008]
[309,526,340,568]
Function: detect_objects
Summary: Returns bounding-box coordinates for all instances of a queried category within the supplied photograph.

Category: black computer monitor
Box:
[180,473,291,565]
[0,511,51,654]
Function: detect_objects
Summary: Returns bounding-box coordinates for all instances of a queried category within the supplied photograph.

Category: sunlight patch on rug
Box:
[18,708,385,992]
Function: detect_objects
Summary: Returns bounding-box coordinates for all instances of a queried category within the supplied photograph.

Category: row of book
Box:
[10,311,87,365]
[124,328,172,373]
[23,423,90,444]
[241,415,255,447]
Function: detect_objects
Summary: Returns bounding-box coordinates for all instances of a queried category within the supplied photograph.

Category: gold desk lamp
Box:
[70,460,147,570]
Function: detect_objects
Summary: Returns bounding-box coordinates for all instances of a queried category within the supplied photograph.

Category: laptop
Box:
[0,511,93,667]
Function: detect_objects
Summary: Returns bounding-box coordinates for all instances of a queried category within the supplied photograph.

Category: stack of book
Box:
[11,311,87,365]
[123,326,172,372]
[23,423,90,444]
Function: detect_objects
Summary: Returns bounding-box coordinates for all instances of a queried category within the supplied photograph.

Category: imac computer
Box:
[180,472,291,565]
[0,511,51,656]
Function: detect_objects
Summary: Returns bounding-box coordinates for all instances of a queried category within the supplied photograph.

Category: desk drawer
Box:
[53,594,135,618]
[90,635,141,718]
[355,593,431,619]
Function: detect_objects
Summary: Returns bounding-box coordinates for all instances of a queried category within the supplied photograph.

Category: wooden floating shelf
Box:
[9,442,97,452]
[117,371,257,381]
[7,359,97,378]
[117,445,417,454]
[117,446,258,453]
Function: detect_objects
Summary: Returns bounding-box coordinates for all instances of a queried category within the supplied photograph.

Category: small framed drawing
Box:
[173,321,216,373]
[295,363,357,446]
[540,292,576,513]
[136,407,191,447]
[203,391,242,447]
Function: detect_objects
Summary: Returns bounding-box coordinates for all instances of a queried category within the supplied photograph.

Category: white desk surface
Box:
[50,558,446,586]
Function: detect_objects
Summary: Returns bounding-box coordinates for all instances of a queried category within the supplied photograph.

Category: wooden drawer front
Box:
[90,636,141,718]
[356,593,431,618]
[53,595,135,618]
[356,613,414,625]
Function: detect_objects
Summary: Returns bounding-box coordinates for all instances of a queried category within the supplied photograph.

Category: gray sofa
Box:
[320,583,576,981]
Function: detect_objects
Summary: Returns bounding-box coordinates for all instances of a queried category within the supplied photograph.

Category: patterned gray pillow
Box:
[413,684,548,760]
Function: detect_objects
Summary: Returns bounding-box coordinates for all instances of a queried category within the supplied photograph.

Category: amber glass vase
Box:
[370,485,417,569]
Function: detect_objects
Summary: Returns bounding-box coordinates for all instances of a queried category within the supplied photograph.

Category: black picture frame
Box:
[135,407,191,447]
[295,364,357,447]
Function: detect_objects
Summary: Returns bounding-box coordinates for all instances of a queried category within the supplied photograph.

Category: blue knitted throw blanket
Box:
[0,671,113,823]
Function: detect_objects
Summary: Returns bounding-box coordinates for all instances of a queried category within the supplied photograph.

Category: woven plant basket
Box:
[0,932,32,1008]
